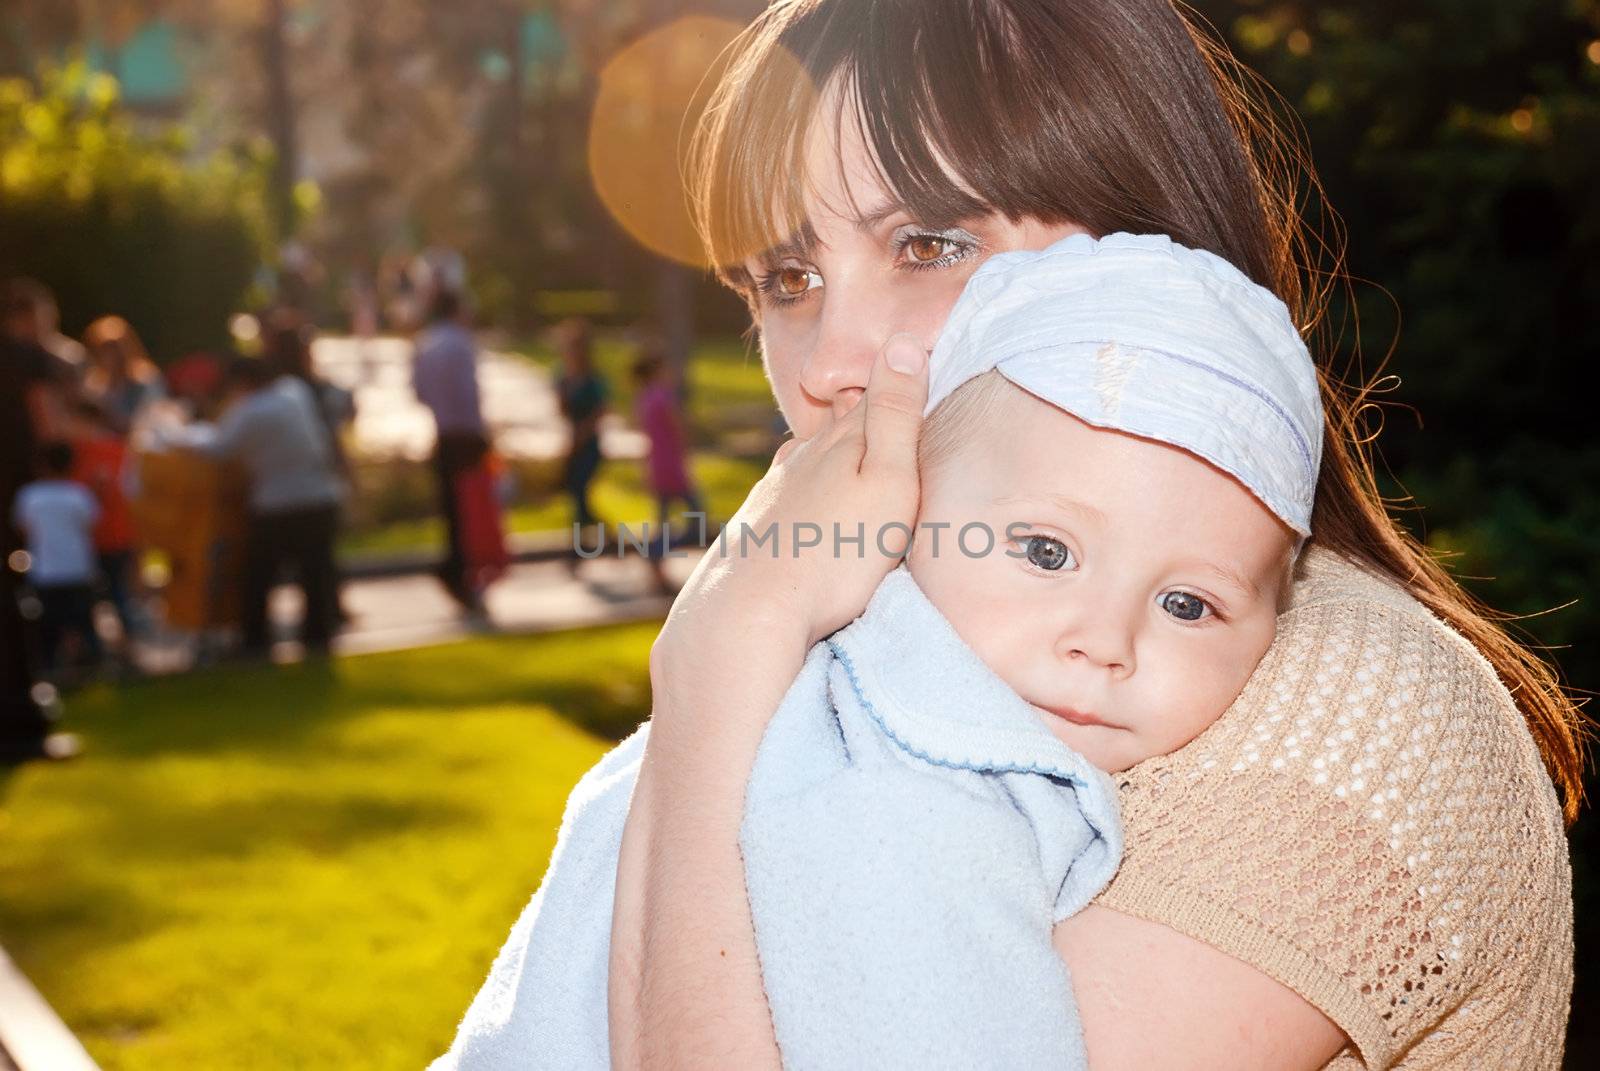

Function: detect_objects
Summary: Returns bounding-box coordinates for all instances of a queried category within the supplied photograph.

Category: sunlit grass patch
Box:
[0,624,658,1070]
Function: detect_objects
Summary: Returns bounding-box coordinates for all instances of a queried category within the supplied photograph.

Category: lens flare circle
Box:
[587,16,744,267]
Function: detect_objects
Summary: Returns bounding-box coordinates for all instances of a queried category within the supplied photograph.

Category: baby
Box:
[910,372,1293,772]
[905,231,1316,775]
[433,233,1321,1070]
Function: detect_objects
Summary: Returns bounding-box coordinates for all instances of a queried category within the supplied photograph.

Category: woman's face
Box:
[93,339,128,376]
[743,108,1087,439]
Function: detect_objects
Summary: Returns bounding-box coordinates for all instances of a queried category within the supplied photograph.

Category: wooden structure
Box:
[131,451,247,631]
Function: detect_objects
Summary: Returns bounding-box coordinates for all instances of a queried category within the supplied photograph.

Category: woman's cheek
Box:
[758,326,812,434]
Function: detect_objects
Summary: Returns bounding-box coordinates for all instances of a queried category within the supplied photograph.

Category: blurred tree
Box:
[1190,0,1600,460]
[262,0,299,237]
[1186,0,1600,658]
[2,1,304,236]
[0,1,81,76]
[0,62,270,359]
[3,1,760,338]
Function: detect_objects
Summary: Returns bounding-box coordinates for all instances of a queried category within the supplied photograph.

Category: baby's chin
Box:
[1035,712,1146,773]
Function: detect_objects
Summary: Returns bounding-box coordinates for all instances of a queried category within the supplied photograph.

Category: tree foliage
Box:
[0,62,271,360]
[1190,0,1600,667]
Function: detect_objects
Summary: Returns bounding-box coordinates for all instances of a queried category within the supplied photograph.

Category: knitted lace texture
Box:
[1098,546,1573,1069]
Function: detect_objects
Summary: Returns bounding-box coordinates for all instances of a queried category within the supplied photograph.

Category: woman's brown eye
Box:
[907,236,947,263]
[777,268,812,295]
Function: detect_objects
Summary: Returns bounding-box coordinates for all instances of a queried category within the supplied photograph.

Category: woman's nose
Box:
[798,336,875,416]
[797,299,884,415]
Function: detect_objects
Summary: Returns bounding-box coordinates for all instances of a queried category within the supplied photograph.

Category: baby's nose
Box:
[1053,612,1136,679]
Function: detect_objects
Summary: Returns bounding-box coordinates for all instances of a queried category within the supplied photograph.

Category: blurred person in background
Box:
[347,265,380,340]
[11,441,102,678]
[163,351,228,418]
[261,308,357,480]
[276,239,319,314]
[1,285,80,760]
[413,243,467,319]
[199,356,345,658]
[261,307,357,624]
[345,262,382,383]
[381,250,420,331]
[83,315,164,436]
[3,279,73,435]
[412,289,489,612]
[553,318,607,534]
[66,397,140,647]
[2,277,87,385]
[631,344,702,592]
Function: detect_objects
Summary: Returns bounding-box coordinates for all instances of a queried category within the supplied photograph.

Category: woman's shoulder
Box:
[1103,543,1572,1068]
[1282,543,1432,616]
[1129,545,1565,844]
[1277,546,1537,735]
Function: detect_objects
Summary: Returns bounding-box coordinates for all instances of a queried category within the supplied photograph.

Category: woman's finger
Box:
[861,334,929,478]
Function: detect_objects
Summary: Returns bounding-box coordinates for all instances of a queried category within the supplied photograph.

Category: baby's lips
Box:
[1033,700,1118,729]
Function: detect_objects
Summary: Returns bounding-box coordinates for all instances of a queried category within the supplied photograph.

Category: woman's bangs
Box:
[844,9,1014,229]
[689,13,817,282]
[691,0,1024,286]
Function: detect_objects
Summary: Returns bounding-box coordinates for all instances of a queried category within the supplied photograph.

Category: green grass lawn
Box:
[0,625,659,1069]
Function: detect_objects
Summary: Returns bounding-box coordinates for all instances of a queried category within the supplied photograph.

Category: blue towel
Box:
[433,567,1123,1069]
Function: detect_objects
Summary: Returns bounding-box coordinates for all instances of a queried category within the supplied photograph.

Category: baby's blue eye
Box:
[1159,591,1209,621]
[1023,536,1074,572]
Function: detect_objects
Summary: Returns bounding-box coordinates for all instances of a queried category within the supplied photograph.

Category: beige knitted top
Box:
[1097,546,1573,1068]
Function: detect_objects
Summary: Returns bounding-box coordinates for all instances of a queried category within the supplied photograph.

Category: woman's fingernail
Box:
[884,336,926,375]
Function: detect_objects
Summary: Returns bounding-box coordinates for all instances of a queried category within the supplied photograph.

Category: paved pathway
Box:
[309,335,644,462]
[332,548,689,656]
[0,945,98,1071]
[127,545,698,673]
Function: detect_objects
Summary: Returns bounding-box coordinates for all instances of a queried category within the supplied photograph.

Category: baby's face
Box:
[907,386,1293,773]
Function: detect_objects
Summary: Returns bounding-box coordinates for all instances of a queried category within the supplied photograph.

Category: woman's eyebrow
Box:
[855,201,978,234]
[755,219,821,263]
[851,200,908,233]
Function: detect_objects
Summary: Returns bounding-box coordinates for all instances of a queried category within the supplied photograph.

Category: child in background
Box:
[68,398,139,643]
[631,346,703,591]
[11,441,102,675]
[553,319,608,533]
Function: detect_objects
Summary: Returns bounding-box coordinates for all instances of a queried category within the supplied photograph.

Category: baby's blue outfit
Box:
[433,567,1123,1069]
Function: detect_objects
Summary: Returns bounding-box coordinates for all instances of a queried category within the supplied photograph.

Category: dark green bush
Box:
[0,63,269,361]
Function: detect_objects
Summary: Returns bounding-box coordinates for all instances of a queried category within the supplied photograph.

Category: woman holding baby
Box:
[438,1,1582,1068]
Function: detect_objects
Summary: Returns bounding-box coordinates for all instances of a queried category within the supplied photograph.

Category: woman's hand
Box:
[653,333,930,686]
[609,335,929,1069]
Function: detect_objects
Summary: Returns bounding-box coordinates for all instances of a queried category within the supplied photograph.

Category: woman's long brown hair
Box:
[687,0,1587,822]
[83,314,159,388]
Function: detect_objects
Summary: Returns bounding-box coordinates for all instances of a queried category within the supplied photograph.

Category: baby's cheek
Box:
[1150,651,1250,749]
